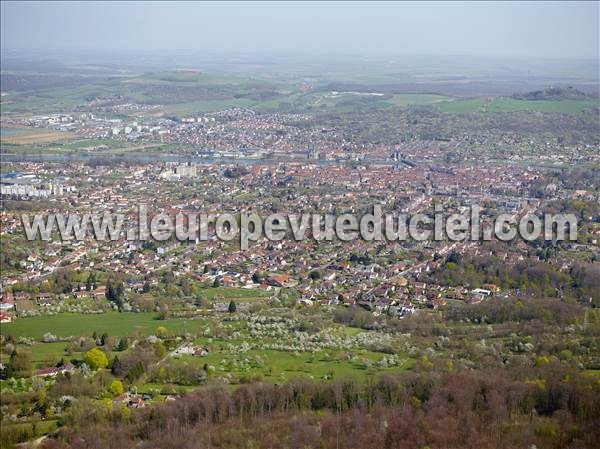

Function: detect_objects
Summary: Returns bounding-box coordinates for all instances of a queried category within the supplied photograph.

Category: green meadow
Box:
[386,93,449,106]
[0,311,208,340]
[167,338,414,384]
[437,97,599,114]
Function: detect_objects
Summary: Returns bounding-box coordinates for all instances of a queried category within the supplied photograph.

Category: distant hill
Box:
[512,86,593,101]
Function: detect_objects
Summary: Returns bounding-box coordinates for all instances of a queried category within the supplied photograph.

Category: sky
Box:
[1,1,598,60]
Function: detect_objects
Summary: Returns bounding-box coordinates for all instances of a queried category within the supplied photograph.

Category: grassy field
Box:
[385,93,449,106]
[1,71,274,115]
[180,346,413,383]
[1,309,414,384]
[281,91,451,113]
[0,311,209,340]
[437,97,599,114]
[155,91,453,115]
[29,342,70,366]
[56,138,128,150]
[0,341,111,369]
[0,342,65,367]
[0,289,269,341]
[1,83,115,113]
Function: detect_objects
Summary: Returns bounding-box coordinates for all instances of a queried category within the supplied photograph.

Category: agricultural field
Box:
[273,91,451,113]
[0,70,456,121]
[0,127,75,145]
[385,93,449,106]
[437,97,599,114]
[125,71,278,89]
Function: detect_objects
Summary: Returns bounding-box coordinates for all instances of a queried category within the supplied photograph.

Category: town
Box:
[1,2,599,448]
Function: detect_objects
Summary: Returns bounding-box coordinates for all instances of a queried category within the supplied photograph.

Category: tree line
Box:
[39,362,600,449]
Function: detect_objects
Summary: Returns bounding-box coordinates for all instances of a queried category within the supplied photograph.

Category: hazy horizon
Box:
[1,1,599,60]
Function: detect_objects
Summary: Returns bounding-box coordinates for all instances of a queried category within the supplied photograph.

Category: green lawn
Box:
[57,138,128,150]
[0,341,116,369]
[0,311,209,340]
[29,342,69,366]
